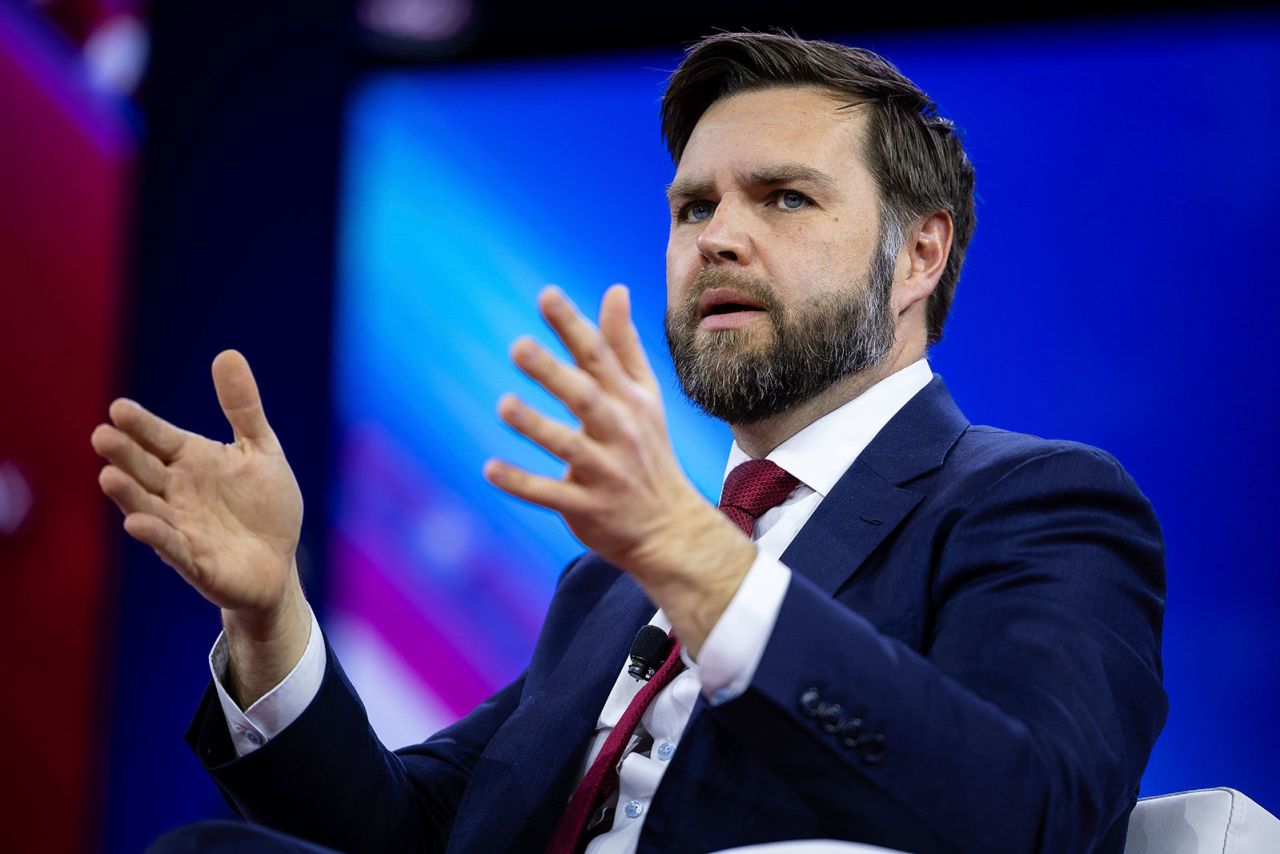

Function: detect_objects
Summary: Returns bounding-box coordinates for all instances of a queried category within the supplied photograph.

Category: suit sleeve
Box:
[185,627,526,854]
[704,445,1168,853]
[182,555,594,853]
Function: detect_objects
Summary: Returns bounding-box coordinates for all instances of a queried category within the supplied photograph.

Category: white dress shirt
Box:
[209,357,935,852]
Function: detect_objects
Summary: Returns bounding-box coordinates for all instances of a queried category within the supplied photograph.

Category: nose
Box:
[695,195,755,266]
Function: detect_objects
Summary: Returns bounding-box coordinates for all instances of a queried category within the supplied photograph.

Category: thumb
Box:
[211,350,275,445]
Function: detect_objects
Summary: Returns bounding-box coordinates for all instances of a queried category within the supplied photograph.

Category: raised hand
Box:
[91,350,309,704]
[484,286,756,656]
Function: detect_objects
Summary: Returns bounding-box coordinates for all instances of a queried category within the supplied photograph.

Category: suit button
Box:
[839,718,865,747]
[859,733,887,764]
[817,703,846,733]
[799,687,821,715]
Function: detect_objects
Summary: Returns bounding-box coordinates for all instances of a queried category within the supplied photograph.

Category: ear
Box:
[895,210,953,318]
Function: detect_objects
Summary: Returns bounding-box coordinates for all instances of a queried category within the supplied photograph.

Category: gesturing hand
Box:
[91,350,304,624]
[484,286,755,651]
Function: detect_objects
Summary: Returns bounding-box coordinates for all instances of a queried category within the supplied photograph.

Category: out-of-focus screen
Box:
[328,56,730,742]
[331,14,1280,806]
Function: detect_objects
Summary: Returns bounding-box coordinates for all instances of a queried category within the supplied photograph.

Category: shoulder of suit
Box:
[555,551,630,594]
[941,424,1138,495]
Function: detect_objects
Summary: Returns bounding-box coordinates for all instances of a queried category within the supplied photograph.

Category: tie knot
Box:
[718,459,800,536]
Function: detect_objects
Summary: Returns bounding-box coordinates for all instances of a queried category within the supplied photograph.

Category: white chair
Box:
[1125,788,1280,854]
[712,788,1280,854]
[713,842,905,853]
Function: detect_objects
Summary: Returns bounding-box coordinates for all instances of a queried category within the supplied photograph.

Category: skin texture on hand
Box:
[484,285,756,659]
[91,349,311,707]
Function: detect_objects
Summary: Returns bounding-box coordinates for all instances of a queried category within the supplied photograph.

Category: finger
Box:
[497,394,606,471]
[211,349,275,446]
[538,287,630,394]
[599,284,658,390]
[482,458,589,514]
[91,424,169,494]
[99,465,175,524]
[123,512,194,577]
[107,398,186,462]
[511,337,622,435]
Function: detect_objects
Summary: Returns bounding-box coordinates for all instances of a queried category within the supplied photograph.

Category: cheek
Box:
[786,224,877,284]
[783,255,879,316]
[665,238,694,302]
[761,229,853,292]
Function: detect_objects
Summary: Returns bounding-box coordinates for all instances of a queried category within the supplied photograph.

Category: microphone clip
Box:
[627,625,672,682]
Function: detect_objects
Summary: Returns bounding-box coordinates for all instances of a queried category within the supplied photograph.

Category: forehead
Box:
[674,86,871,181]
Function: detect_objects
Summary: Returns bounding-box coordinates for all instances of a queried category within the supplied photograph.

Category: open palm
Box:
[91,350,303,617]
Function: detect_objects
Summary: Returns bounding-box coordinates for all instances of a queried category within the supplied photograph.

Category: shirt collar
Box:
[723,358,934,498]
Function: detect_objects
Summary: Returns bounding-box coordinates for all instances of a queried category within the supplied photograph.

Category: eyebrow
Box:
[665,163,839,204]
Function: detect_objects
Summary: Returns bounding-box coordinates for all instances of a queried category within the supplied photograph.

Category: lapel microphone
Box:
[627,625,672,681]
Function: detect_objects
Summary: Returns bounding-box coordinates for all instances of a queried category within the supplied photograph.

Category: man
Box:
[93,32,1167,853]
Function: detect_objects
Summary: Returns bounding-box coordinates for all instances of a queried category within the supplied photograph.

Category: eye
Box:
[771,190,812,212]
[680,200,715,223]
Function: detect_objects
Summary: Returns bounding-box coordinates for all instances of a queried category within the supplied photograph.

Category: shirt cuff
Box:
[681,551,791,706]
[209,604,326,757]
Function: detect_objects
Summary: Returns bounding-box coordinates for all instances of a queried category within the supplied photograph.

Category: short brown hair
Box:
[660,32,976,346]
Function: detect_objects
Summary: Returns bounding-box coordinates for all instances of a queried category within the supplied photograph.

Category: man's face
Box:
[664,86,900,424]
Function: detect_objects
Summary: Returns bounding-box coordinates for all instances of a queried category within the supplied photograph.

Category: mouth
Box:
[697,288,769,330]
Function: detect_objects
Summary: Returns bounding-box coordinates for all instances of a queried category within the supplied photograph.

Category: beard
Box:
[664,222,900,425]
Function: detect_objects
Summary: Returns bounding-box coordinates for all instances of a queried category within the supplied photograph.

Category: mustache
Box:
[683,267,782,316]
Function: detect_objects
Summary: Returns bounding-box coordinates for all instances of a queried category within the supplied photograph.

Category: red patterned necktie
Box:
[545,459,799,853]
[544,629,685,853]
[719,459,801,536]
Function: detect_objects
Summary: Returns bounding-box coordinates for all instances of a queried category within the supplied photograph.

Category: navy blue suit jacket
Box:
[187,375,1168,853]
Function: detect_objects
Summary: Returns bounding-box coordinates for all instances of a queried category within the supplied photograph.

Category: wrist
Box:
[639,503,757,659]
[222,563,306,635]
[222,563,311,707]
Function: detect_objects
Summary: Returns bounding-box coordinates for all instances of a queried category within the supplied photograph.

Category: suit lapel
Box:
[448,568,654,852]
[780,374,969,596]
[779,459,924,596]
